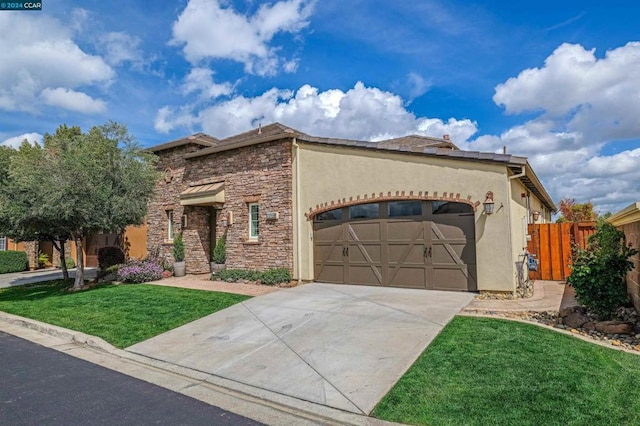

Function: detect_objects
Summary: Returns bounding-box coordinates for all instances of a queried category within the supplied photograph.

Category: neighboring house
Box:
[148,123,556,293]
[609,202,640,311]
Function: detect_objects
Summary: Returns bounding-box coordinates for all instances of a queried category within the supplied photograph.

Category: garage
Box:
[313,200,477,291]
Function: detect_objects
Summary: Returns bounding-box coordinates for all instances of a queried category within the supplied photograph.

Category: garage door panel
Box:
[432,243,476,265]
[430,222,469,240]
[348,265,383,286]
[388,243,425,264]
[347,222,381,241]
[386,221,424,240]
[349,244,382,263]
[315,264,345,283]
[388,267,427,289]
[314,244,344,263]
[432,267,474,291]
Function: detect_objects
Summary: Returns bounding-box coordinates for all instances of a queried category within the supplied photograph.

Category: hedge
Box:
[0,250,28,274]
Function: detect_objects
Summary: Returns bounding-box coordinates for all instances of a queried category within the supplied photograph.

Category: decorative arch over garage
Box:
[305,190,480,221]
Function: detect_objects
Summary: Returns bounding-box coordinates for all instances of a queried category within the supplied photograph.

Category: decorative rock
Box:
[583,322,596,331]
[564,312,590,329]
[595,321,634,335]
[612,340,622,346]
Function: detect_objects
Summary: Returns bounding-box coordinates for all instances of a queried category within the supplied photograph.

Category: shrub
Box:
[65,257,75,269]
[117,260,163,284]
[172,233,185,262]
[212,268,291,285]
[98,246,125,270]
[260,268,292,285]
[212,237,226,264]
[0,250,28,274]
[38,251,49,268]
[567,222,638,320]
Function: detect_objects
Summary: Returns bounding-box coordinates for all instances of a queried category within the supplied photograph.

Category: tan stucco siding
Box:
[295,142,517,292]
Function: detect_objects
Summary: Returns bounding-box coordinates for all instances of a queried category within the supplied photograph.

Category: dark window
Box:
[314,208,343,222]
[388,201,422,217]
[432,201,473,214]
[349,203,379,219]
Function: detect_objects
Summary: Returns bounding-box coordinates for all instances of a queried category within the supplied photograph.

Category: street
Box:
[0,332,261,425]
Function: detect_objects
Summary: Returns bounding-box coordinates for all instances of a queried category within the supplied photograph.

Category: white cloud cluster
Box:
[170,0,315,76]
[477,42,640,213]
[98,32,143,67]
[155,82,478,142]
[0,13,112,114]
[0,133,43,149]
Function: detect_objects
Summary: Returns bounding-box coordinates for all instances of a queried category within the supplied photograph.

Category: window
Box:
[388,201,422,217]
[167,211,174,241]
[432,201,473,215]
[0,236,6,251]
[249,203,259,239]
[349,203,379,219]
[314,208,343,222]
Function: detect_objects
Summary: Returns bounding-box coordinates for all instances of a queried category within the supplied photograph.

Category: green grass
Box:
[0,279,250,348]
[373,316,640,426]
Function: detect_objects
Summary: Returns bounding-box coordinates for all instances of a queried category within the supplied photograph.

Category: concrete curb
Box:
[0,311,398,426]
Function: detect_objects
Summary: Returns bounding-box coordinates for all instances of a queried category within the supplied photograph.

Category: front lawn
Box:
[0,279,249,348]
[373,316,640,426]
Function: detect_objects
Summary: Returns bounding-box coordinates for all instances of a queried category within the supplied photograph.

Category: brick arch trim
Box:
[305,190,480,220]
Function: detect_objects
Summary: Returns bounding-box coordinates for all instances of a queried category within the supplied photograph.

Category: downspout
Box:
[292,138,302,282]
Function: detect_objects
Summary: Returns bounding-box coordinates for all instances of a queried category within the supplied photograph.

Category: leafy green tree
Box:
[0,123,159,289]
[0,145,16,185]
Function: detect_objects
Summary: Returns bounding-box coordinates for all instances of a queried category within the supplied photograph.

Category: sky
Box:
[1,0,639,214]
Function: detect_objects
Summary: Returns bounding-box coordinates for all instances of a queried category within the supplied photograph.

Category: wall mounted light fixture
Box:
[483,191,495,215]
[532,210,540,222]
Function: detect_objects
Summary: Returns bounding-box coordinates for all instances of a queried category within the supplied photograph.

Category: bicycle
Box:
[516,250,537,297]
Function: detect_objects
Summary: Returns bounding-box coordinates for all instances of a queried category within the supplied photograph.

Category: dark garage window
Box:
[349,203,379,219]
[388,201,422,217]
[314,208,343,222]
[432,201,473,214]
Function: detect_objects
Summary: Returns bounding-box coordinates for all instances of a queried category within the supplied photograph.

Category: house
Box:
[609,202,640,311]
[148,123,556,293]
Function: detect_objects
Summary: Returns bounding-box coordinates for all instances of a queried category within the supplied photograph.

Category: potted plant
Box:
[173,233,186,277]
[210,236,226,273]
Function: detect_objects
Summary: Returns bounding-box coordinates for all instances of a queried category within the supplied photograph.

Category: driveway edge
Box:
[0,311,397,426]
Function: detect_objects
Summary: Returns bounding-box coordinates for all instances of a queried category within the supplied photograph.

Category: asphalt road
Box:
[0,332,262,426]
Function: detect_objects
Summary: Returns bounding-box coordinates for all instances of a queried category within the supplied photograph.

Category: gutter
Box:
[508,165,526,180]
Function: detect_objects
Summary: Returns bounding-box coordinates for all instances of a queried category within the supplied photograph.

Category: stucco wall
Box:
[609,203,640,312]
[294,142,516,291]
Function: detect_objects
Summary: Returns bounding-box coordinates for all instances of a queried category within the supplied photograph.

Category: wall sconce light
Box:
[532,210,540,222]
[483,191,495,215]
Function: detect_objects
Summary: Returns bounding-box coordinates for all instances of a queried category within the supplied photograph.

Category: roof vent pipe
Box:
[503,146,507,154]
[443,134,450,140]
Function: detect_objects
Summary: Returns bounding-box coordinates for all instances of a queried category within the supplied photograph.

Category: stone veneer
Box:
[147,139,293,274]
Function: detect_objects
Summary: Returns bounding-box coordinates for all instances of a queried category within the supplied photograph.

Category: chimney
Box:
[258,123,262,134]
[503,146,507,154]
[443,134,450,140]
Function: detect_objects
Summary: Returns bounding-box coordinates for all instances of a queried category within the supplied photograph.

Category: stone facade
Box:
[148,139,294,275]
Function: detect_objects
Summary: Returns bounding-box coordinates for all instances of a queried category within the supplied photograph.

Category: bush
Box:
[212,237,226,264]
[0,250,28,274]
[260,268,292,285]
[173,233,185,262]
[38,251,49,268]
[567,222,638,319]
[212,268,291,285]
[117,260,163,284]
[65,257,75,269]
[98,246,125,270]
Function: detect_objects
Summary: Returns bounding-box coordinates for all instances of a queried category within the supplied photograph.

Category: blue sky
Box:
[1,0,639,214]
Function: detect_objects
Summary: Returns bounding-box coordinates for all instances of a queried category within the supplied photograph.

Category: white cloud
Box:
[0,133,43,148]
[471,41,640,214]
[170,0,315,76]
[40,88,106,114]
[181,67,234,99]
[406,73,431,100]
[0,13,113,113]
[98,32,143,67]
[155,81,477,142]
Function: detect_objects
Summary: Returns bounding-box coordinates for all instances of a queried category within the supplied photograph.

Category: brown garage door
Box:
[313,200,477,291]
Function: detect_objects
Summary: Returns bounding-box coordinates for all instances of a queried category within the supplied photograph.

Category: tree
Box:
[555,198,597,223]
[0,123,159,289]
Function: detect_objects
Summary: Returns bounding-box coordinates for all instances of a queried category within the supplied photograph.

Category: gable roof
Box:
[152,122,556,211]
[148,132,218,153]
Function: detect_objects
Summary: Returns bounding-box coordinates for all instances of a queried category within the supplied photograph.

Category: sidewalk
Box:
[0,268,98,288]
[462,280,577,313]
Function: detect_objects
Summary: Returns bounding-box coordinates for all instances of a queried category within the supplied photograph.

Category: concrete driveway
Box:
[0,268,97,288]
[127,283,474,414]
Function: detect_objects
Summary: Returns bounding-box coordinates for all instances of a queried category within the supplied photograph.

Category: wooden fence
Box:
[526,222,596,281]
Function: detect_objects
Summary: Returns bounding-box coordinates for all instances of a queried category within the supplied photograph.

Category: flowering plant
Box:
[117,260,163,284]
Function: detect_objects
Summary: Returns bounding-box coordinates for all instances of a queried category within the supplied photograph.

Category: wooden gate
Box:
[527,222,596,280]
